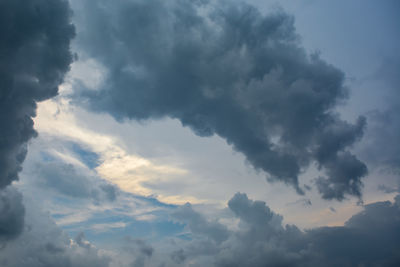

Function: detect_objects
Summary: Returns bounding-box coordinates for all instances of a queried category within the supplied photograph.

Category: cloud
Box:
[0,0,74,242]
[167,192,400,267]
[0,0,74,189]
[378,184,398,194]
[3,189,398,267]
[0,187,25,242]
[0,183,181,267]
[31,97,192,203]
[0,202,111,267]
[33,162,118,203]
[122,238,154,267]
[74,0,367,199]
[286,198,312,207]
[172,203,230,244]
[354,57,400,177]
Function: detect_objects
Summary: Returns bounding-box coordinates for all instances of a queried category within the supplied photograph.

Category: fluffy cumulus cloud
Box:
[74,0,367,200]
[0,0,74,241]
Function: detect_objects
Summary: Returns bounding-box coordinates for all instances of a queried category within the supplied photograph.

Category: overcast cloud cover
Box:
[0,0,399,266]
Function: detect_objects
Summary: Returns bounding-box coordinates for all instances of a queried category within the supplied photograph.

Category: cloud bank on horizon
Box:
[1,192,400,266]
[0,0,399,266]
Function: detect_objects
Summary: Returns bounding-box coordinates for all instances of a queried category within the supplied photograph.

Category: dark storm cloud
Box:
[168,193,400,267]
[74,0,367,199]
[0,0,75,189]
[0,0,74,241]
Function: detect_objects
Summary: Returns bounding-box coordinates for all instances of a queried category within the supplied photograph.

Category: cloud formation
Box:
[0,0,75,188]
[0,0,74,241]
[168,193,400,267]
[0,203,110,267]
[2,190,399,267]
[34,162,117,203]
[0,187,25,242]
[361,58,400,174]
[75,0,367,199]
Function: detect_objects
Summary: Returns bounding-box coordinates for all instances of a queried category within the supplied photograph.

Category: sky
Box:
[0,0,399,266]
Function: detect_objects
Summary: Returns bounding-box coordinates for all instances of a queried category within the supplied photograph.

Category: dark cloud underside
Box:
[75,0,367,200]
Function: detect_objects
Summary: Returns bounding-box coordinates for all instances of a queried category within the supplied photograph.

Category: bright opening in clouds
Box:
[0,0,399,266]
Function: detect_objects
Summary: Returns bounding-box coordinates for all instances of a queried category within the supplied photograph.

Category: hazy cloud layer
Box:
[75,0,367,199]
[361,58,400,174]
[34,162,118,203]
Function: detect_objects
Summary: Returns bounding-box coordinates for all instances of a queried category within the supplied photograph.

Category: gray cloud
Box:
[74,0,367,199]
[170,249,186,264]
[378,184,398,194]
[0,187,25,242]
[167,192,400,267]
[365,107,400,172]
[0,0,74,189]
[304,195,400,266]
[2,189,398,267]
[0,0,74,242]
[0,203,111,267]
[122,238,155,267]
[172,203,230,244]
[3,189,398,267]
[358,58,400,176]
[286,198,312,207]
[33,162,118,203]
